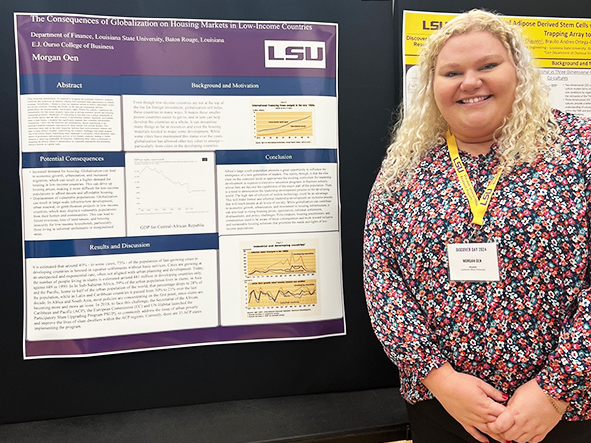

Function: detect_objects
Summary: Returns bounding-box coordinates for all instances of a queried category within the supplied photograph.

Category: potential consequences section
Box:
[22,153,126,241]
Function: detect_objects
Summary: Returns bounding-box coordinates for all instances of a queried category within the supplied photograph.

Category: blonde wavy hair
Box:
[379,9,560,193]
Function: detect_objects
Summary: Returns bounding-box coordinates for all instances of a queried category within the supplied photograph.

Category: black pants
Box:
[406,399,591,443]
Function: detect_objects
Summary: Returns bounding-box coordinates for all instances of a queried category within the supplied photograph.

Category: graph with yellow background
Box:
[247,279,317,307]
[241,239,320,314]
[247,249,316,276]
[255,111,313,137]
[251,99,315,144]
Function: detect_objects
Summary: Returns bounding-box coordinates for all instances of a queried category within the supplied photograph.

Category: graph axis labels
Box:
[240,239,320,319]
[251,100,316,145]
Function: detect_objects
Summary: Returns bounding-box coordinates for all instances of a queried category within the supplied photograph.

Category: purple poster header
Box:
[15,13,337,78]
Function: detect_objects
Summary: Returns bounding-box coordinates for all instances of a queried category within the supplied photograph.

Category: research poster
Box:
[403,11,591,117]
[15,13,344,358]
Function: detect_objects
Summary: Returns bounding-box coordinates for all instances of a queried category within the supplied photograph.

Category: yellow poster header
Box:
[404,11,591,69]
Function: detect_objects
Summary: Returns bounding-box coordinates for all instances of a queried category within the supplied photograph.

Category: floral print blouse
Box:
[364,110,591,420]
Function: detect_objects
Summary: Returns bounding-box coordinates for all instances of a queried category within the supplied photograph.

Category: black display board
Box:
[7,0,588,427]
[0,0,397,424]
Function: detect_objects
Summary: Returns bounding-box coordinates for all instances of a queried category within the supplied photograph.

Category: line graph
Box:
[132,158,207,212]
[136,165,205,196]
[255,112,313,137]
[247,249,316,276]
[240,239,320,317]
[251,100,316,145]
[125,152,216,235]
[247,280,317,307]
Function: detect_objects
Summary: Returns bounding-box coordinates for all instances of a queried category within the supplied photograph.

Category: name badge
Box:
[447,243,500,281]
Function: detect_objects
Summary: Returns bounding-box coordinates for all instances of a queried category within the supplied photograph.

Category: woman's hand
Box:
[486,380,566,443]
[422,363,508,442]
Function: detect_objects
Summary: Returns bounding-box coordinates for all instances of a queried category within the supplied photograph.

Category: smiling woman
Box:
[433,31,517,155]
[364,8,591,443]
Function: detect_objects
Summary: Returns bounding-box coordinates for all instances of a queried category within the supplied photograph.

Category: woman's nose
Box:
[460,70,482,91]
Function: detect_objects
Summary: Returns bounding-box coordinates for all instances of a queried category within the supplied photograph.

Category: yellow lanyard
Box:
[446,131,503,226]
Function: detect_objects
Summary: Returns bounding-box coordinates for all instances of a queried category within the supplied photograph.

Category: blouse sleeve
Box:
[363,175,447,391]
[536,128,591,410]
[535,287,591,408]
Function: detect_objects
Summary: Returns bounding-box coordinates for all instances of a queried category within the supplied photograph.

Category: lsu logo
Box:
[422,20,446,30]
[480,189,493,204]
[264,40,326,69]
[452,157,466,174]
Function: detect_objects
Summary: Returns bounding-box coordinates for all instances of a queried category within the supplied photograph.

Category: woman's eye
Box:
[444,72,460,78]
[481,63,498,70]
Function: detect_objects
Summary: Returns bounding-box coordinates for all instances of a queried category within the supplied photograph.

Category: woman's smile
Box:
[458,95,492,105]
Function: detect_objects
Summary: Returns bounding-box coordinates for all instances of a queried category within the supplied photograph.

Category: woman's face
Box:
[433,31,517,144]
